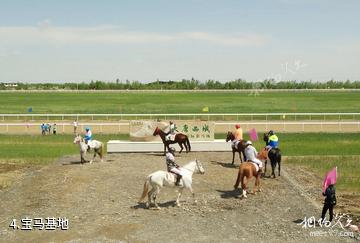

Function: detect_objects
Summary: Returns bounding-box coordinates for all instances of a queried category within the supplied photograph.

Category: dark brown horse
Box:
[153,127,191,155]
[263,133,282,178]
[226,131,247,164]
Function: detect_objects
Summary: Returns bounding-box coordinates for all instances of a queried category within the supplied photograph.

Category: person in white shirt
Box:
[244,141,263,171]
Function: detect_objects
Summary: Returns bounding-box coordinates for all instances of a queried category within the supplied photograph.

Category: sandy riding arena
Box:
[0,152,358,242]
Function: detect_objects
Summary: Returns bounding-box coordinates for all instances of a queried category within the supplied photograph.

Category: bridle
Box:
[182,160,203,174]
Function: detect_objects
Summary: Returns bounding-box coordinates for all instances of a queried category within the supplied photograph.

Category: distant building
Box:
[2,82,19,87]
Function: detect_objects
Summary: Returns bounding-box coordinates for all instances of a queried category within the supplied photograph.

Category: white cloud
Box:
[0,23,270,46]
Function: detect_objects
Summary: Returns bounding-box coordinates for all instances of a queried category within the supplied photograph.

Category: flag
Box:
[28,107,33,112]
[249,128,258,141]
[322,167,337,193]
[202,106,209,112]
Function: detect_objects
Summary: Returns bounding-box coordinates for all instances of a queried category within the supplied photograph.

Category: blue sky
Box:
[0,0,359,83]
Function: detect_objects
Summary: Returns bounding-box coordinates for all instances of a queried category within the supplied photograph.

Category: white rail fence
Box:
[1,113,360,121]
[0,121,359,134]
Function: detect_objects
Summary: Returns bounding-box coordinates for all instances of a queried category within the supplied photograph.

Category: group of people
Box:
[231,124,336,223]
[232,124,278,173]
[40,123,57,135]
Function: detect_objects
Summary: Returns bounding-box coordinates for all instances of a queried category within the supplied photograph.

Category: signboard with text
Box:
[130,120,214,141]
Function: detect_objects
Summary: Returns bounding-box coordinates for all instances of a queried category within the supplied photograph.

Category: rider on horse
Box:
[84,127,93,151]
[166,121,177,141]
[266,130,279,151]
[244,141,263,172]
[166,147,182,186]
[232,124,243,149]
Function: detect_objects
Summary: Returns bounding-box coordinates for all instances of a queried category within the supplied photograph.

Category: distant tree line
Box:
[1,79,360,90]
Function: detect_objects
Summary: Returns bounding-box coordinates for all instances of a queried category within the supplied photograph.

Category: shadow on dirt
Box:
[217,189,241,199]
[132,200,177,209]
[61,161,89,166]
[211,161,238,169]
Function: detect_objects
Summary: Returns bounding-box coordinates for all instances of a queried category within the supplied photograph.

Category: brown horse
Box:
[233,148,268,198]
[153,127,191,154]
[225,131,247,164]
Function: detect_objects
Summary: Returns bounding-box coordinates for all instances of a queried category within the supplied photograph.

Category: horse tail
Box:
[234,165,242,189]
[277,150,282,163]
[186,136,191,152]
[99,143,104,159]
[139,177,150,202]
[240,170,246,191]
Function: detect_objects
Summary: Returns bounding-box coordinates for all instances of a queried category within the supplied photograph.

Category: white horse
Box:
[73,135,104,164]
[139,160,205,209]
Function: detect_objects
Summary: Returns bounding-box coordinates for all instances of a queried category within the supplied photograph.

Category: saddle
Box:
[247,161,260,172]
[231,140,241,150]
[166,134,176,141]
[167,171,183,186]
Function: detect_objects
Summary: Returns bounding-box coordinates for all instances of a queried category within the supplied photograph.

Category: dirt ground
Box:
[0,152,359,243]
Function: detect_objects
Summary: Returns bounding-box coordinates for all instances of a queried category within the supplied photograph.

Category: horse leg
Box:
[241,175,247,198]
[178,142,184,154]
[147,187,156,209]
[90,151,97,164]
[188,186,197,204]
[265,160,268,174]
[80,152,87,164]
[231,150,235,165]
[271,160,276,178]
[253,174,261,193]
[278,161,281,177]
[163,144,167,155]
[183,142,188,153]
[153,186,161,210]
[257,174,262,192]
[238,151,243,163]
[175,188,184,206]
[97,150,103,162]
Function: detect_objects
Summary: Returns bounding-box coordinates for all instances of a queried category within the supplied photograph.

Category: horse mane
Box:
[182,160,197,170]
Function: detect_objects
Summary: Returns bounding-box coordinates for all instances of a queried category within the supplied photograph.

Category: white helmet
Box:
[245,141,252,146]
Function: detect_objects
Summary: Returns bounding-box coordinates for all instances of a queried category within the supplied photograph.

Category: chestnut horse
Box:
[263,133,282,178]
[233,148,268,198]
[225,131,247,164]
[153,127,191,154]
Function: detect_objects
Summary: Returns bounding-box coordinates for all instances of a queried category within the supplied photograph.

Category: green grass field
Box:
[1,133,359,192]
[1,133,359,164]
[1,91,360,114]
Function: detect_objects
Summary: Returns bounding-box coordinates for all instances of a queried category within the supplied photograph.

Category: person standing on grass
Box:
[53,123,57,135]
[321,184,336,223]
[73,120,78,134]
[41,123,45,135]
[47,123,51,135]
